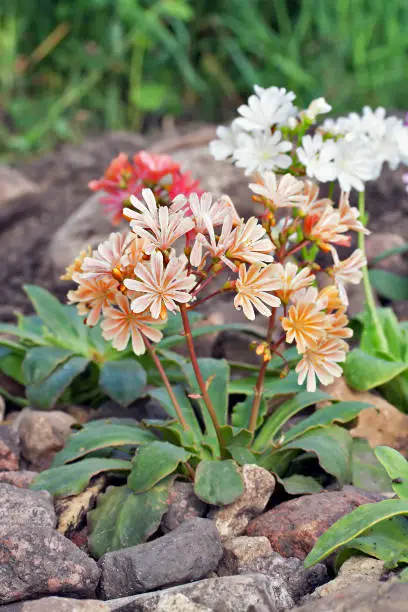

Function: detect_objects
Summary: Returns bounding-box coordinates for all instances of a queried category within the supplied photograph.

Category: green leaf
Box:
[23,285,82,348]
[30,458,131,496]
[229,370,303,397]
[257,448,299,475]
[399,567,408,582]
[182,358,229,436]
[305,498,408,567]
[344,349,408,391]
[369,270,408,301]
[351,438,392,492]
[375,309,405,361]
[226,445,257,466]
[336,517,408,568]
[283,425,353,485]
[128,441,190,493]
[26,356,89,410]
[0,351,25,384]
[375,446,408,499]
[278,474,323,495]
[231,395,268,430]
[370,243,408,265]
[219,425,252,447]
[194,459,244,505]
[88,479,173,558]
[99,359,147,406]
[149,385,203,439]
[0,322,46,345]
[283,400,370,443]
[52,421,157,466]
[380,371,408,414]
[253,390,331,451]
[22,347,75,385]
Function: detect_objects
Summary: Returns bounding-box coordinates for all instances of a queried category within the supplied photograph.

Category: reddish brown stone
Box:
[246,487,384,559]
[0,426,19,471]
[0,471,38,488]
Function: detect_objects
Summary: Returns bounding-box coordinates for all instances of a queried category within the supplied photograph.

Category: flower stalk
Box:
[179,304,225,453]
[357,191,388,353]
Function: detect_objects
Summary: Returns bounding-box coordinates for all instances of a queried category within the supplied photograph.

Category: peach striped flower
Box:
[318,285,344,313]
[281,287,328,353]
[327,309,353,348]
[101,293,163,355]
[67,278,118,326]
[82,232,130,280]
[304,205,349,250]
[331,248,367,305]
[226,217,275,268]
[271,262,315,304]
[249,171,307,209]
[61,246,91,281]
[190,214,235,268]
[234,263,281,320]
[124,251,196,319]
[124,188,159,226]
[338,192,369,235]
[185,192,240,232]
[298,181,332,216]
[295,337,346,392]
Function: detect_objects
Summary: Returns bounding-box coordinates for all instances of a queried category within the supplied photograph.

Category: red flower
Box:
[89,153,135,193]
[168,171,201,200]
[133,151,180,183]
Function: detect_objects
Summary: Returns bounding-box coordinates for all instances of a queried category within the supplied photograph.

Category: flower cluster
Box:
[65,159,367,392]
[210,86,408,192]
[89,151,201,225]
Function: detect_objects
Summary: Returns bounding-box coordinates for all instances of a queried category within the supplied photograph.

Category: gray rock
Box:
[366,232,408,275]
[0,165,39,207]
[0,524,100,603]
[294,579,408,612]
[311,555,384,599]
[156,593,212,612]
[162,482,208,533]
[0,425,20,471]
[1,597,109,611]
[13,408,76,468]
[209,464,275,539]
[98,518,223,600]
[239,551,328,602]
[0,483,56,528]
[217,536,272,576]
[49,191,118,272]
[106,573,293,611]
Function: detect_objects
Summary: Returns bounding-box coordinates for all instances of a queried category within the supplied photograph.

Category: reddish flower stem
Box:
[248,307,277,434]
[142,334,189,431]
[283,239,310,261]
[179,304,224,452]
[189,288,231,310]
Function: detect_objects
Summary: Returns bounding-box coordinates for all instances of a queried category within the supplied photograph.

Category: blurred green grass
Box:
[1,0,408,157]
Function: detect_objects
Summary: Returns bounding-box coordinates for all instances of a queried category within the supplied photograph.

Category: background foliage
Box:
[2,0,408,155]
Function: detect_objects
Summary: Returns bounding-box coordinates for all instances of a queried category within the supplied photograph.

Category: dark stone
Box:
[98,518,223,600]
[0,425,20,471]
[247,487,385,559]
[0,524,100,604]
[239,552,328,602]
[161,481,208,533]
[0,483,56,529]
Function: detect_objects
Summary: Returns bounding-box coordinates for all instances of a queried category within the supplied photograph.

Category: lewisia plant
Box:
[65,136,369,442]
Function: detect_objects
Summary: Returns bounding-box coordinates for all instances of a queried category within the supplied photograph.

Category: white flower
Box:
[333,136,380,192]
[234,131,292,176]
[249,171,307,209]
[296,134,337,182]
[302,97,332,122]
[235,85,297,131]
[209,120,246,161]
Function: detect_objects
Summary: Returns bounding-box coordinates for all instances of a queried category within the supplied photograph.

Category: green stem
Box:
[357,191,388,352]
[143,334,189,431]
[328,181,335,199]
[179,304,225,453]
[249,308,277,435]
